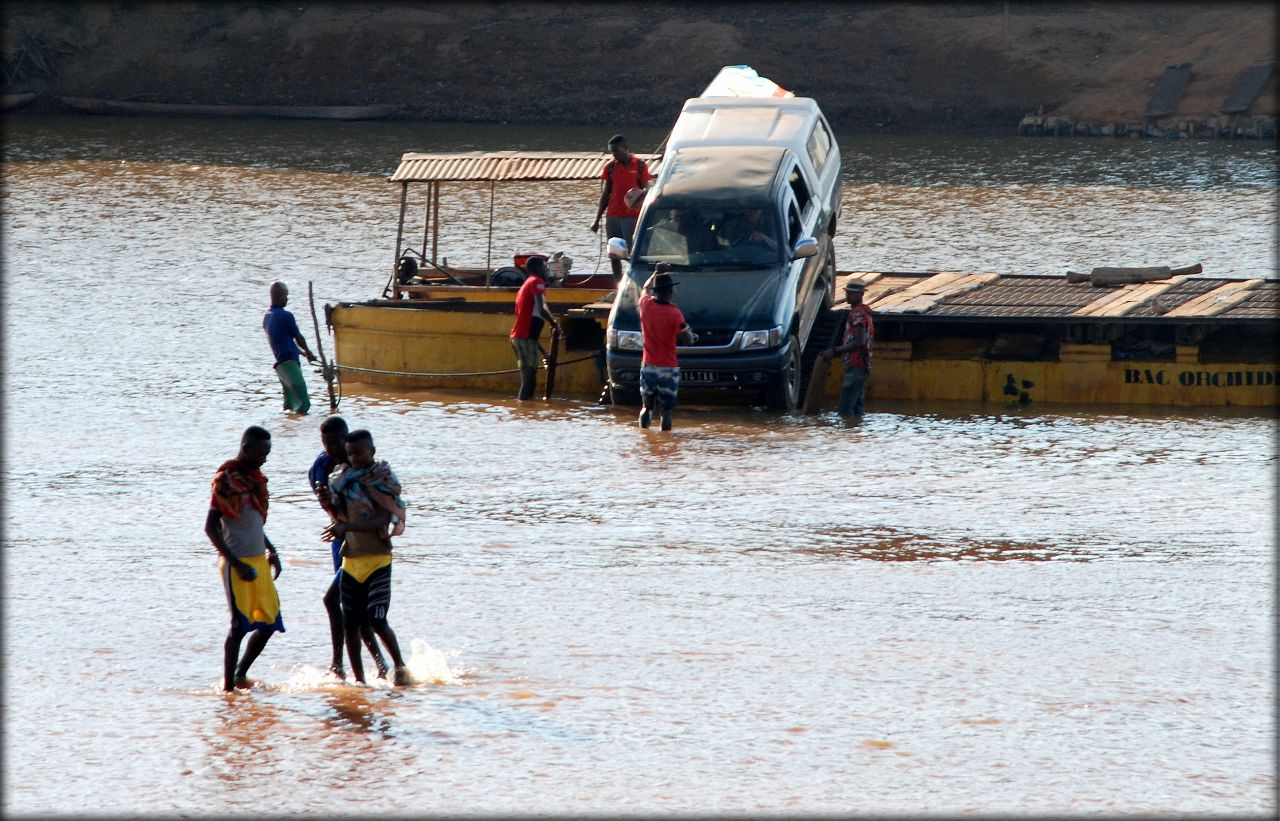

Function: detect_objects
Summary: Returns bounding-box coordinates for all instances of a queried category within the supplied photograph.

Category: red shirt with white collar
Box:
[843,303,874,369]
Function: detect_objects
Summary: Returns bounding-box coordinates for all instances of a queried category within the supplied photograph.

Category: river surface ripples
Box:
[2,116,1275,815]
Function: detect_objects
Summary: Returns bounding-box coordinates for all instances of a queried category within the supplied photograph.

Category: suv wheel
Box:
[764,334,802,411]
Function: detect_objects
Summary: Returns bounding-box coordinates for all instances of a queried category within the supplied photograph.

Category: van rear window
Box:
[633,207,784,267]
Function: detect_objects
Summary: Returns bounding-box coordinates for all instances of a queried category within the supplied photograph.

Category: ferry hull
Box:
[331,302,608,396]
[332,303,1278,409]
[820,345,1279,408]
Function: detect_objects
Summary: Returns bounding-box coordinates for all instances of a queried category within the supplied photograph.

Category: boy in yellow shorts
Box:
[322,429,410,685]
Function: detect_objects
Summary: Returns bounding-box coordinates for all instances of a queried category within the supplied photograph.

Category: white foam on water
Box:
[265,641,466,691]
[277,664,364,693]
[404,638,467,686]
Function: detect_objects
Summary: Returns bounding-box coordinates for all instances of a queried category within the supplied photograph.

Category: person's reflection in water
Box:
[322,689,397,739]
[205,698,285,784]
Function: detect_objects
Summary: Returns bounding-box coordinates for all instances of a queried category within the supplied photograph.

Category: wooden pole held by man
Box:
[543,326,561,400]
[308,281,338,412]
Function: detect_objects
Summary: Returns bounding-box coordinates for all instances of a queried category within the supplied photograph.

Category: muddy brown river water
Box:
[2,115,1275,815]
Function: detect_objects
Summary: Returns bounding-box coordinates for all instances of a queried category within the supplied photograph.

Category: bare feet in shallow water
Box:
[232,676,258,690]
[394,666,412,686]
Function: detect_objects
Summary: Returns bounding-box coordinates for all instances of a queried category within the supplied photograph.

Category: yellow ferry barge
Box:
[326,149,1277,410]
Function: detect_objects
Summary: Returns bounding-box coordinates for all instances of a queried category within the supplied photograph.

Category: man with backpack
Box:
[589,134,651,284]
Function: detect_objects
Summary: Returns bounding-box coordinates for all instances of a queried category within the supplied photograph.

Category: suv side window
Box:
[787,201,802,247]
[806,118,833,173]
[788,165,812,217]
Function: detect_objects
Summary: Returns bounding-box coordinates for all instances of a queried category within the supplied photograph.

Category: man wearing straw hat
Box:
[819,279,875,416]
[638,263,697,431]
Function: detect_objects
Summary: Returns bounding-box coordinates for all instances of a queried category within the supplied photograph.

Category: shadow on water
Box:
[786,527,1096,563]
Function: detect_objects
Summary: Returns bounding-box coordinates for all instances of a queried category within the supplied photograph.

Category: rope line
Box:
[331,351,602,380]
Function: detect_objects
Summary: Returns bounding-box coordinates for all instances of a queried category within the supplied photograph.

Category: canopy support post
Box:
[420,182,431,262]
[486,180,495,274]
[431,181,440,266]
[391,181,408,298]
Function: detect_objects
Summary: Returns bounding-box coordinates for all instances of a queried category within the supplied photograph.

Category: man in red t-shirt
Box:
[509,257,560,400]
[590,134,651,284]
[638,264,697,431]
[819,279,875,415]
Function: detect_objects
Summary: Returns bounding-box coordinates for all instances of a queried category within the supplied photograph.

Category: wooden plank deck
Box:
[1071,277,1188,318]
[841,271,1001,313]
[1163,279,1263,318]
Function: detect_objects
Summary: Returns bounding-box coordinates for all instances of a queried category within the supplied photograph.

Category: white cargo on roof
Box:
[668,97,821,150]
[666,93,841,243]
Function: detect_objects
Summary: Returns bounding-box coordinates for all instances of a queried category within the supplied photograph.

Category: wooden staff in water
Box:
[543,325,561,400]
[308,281,337,413]
[802,319,845,415]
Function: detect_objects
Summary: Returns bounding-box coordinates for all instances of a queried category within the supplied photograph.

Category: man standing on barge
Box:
[819,279,875,416]
[590,135,651,284]
[263,281,318,414]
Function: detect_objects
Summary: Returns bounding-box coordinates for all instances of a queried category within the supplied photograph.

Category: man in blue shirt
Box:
[263,281,318,414]
[309,415,388,680]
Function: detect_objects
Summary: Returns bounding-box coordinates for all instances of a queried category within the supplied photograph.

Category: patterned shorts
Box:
[511,336,541,369]
[341,562,393,627]
[639,364,680,411]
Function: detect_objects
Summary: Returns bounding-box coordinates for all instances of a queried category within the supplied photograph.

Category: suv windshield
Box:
[633,207,784,267]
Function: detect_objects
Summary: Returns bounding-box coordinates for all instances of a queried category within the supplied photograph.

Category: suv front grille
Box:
[688,328,737,347]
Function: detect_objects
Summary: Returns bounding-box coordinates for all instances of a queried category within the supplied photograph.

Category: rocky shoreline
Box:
[5,2,1275,134]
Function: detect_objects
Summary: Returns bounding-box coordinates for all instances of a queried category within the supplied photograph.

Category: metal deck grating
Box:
[1223,282,1280,319]
[942,281,1099,309]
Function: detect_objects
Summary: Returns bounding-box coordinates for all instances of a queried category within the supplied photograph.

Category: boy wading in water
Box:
[206,426,285,691]
[309,416,388,680]
[262,281,318,414]
[322,429,411,686]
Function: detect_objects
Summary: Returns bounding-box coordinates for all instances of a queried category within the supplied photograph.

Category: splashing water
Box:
[262,640,465,691]
[404,638,466,686]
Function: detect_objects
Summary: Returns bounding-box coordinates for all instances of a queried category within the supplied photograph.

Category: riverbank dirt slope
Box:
[4,1,1275,130]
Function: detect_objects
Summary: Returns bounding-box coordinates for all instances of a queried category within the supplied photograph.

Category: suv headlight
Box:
[608,328,644,350]
[740,325,783,350]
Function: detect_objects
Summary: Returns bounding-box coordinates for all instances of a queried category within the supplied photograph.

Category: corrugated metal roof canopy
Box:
[390,151,661,183]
